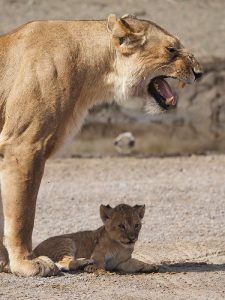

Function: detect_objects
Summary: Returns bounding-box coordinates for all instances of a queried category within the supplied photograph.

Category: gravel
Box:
[1,155,225,299]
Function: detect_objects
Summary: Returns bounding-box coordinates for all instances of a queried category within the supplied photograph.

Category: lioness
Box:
[33,204,157,274]
[0,14,202,277]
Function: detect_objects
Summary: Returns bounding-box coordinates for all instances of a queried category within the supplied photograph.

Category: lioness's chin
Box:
[144,98,167,115]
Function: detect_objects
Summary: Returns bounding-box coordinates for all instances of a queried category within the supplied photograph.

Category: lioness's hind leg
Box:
[0,197,9,273]
[57,256,93,271]
[0,240,9,273]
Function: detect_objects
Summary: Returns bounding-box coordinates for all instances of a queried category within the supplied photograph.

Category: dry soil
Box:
[1,155,225,299]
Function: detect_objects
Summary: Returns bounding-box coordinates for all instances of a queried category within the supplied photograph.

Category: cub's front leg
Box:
[116,258,158,273]
[84,253,106,273]
[84,263,99,273]
[57,256,93,271]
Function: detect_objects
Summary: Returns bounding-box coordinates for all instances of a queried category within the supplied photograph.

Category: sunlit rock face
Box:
[114,132,135,155]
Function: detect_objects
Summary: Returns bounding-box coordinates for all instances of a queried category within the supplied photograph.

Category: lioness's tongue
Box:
[155,78,177,106]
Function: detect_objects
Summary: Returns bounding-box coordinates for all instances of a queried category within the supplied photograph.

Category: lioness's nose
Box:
[192,66,203,81]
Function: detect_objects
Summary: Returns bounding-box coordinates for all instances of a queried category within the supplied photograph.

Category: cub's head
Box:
[100,204,145,247]
[107,14,203,113]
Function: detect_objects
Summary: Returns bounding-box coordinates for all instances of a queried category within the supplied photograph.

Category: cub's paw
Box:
[84,264,98,273]
[141,263,159,273]
[76,258,94,269]
[11,256,59,277]
[56,258,94,271]
[34,256,60,276]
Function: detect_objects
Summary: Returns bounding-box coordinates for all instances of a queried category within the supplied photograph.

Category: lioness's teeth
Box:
[165,96,174,105]
[154,83,160,92]
[179,80,186,89]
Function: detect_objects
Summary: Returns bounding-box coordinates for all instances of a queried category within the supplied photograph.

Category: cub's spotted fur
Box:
[33,204,157,273]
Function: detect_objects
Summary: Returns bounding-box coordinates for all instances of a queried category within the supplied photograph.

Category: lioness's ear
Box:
[100,204,113,223]
[133,205,145,219]
[107,14,129,37]
[107,14,146,54]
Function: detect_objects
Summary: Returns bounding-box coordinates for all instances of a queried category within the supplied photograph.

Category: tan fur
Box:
[0,14,202,277]
[32,204,157,273]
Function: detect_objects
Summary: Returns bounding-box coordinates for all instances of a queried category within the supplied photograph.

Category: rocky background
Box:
[75,58,225,156]
[0,0,224,156]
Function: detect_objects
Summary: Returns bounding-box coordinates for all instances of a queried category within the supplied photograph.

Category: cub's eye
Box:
[167,47,177,54]
[134,223,140,230]
[118,224,125,231]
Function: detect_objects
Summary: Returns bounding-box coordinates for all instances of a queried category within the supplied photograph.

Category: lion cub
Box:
[33,204,157,273]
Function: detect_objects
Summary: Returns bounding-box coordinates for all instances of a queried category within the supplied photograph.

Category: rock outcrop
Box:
[75,58,225,156]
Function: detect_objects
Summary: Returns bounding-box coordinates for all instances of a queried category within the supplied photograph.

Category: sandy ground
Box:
[1,155,225,299]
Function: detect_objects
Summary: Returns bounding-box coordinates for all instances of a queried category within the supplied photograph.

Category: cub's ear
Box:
[107,14,146,54]
[133,205,145,219]
[100,205,113,223]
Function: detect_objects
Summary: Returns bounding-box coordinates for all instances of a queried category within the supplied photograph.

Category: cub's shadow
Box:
[159,262,225,273]
[60,261,225,276]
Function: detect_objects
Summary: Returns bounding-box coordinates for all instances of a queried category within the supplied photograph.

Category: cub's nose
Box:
[128,237,136,243]
[192,66,203,81]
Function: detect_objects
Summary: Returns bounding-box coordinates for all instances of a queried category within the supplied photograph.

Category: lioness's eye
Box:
[118,224,125,230]
[119,37,125,45]
[167,47,177,54]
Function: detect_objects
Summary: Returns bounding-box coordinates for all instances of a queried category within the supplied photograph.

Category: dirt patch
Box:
[1,155,225,299]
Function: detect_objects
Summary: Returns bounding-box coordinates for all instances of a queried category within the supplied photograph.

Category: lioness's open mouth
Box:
[148,76,185,110]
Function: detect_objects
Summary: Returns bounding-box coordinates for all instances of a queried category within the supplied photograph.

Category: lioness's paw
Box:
[11,256,59,277]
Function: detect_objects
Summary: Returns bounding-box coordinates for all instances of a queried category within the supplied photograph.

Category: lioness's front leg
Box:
[1,143,59,277]
[116,258,158,273]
